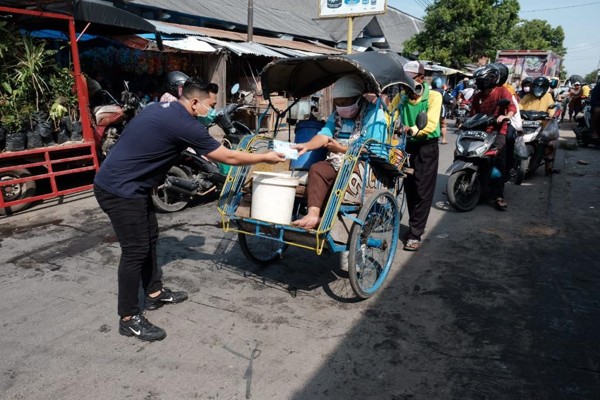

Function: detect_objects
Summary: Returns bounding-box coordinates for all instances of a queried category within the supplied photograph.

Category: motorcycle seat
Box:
[521,110,548,120]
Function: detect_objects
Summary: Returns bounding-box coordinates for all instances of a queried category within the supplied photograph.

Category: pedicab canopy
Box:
[260,51,419,100]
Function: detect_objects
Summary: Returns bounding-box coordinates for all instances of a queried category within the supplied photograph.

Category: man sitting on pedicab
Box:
[292,74,388,230]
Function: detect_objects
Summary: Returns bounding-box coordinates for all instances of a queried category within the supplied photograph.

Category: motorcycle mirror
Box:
[416,111,428,131]
[231,83,240,95]
[497,99,510,107]
[124,81,130,91]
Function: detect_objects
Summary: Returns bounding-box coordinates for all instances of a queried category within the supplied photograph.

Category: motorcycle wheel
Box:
[238,233,287,266]
[0,168,36,215]
[151,166,191,213]
[446,170,481,212]
[514,159,528,185]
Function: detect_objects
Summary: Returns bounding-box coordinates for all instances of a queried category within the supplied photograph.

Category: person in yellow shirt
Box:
[388,61,442,251]
[520,77,559,175]
[582,83,591,98]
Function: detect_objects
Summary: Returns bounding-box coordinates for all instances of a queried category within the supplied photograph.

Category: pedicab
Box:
[217,52,423,299]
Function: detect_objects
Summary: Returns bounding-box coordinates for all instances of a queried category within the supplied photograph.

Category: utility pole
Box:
[247,0,253,43]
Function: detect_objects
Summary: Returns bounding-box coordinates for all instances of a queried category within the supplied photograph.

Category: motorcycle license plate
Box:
[522,121,540,128]
[461,131,487,140]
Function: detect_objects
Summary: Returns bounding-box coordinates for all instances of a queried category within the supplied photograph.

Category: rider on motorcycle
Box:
[160,71,190,102]
[519,77,559,175]
[470,64,517,210]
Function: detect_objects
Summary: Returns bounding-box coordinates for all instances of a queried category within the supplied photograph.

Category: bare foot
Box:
[292,207,321,229]
[292,214,320,229]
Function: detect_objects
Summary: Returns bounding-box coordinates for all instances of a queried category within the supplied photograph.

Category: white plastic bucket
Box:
[251,172,299,225]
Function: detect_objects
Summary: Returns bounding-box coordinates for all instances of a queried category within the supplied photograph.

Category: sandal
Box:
[404,239,421,251]
[494,197,508,211]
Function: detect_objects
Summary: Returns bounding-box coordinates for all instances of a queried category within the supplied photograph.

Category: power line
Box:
[521,1,600,12]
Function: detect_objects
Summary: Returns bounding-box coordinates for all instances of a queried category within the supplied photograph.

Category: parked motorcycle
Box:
[513,104,561,184]
[90,81,142,159]
[574,99,598,147]
[446,100,511,212]
[151,84,253,213]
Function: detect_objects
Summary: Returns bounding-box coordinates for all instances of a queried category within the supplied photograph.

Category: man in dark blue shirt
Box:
[94,78,284,341]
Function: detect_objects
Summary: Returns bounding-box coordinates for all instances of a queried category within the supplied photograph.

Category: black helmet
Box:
[431,77,443,89]
[521,76,534,87]
[492,62,509,86]
[531,77,550,98]
[165,70,189,97]
[473,64,500,91]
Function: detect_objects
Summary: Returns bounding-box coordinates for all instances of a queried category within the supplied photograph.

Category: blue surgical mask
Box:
[197,107,218,126]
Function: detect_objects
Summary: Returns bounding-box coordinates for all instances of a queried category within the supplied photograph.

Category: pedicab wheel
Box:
[238,233,288,266]
[446,170,481,212]
[348,190,399,299]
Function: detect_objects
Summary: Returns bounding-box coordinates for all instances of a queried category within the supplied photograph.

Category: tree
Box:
[584,70,599,85]
[507,19,565,56]
[402,0,520,69]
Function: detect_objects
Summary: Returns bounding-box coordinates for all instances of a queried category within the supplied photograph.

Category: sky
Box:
[387,0,600,77]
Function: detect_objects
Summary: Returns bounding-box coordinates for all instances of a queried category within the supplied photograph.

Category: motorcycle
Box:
[513,103,561,184]
[151,84,253,213]
[91,81,142,159]
[574,99,598,147]
[454,99,471,127]
[446,100,511,212]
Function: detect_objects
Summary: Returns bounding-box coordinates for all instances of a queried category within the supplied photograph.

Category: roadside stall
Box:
[0,0,157,215]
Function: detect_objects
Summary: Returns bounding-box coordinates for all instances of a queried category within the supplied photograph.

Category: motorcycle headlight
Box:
[456,141,464,154]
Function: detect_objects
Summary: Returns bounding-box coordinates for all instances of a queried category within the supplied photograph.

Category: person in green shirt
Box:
[389,61,442,251]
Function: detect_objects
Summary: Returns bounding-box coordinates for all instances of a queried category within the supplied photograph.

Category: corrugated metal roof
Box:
[149,20,342,55]
[127,0,333,42]
[124,1,421,53]
[199,36,286,57]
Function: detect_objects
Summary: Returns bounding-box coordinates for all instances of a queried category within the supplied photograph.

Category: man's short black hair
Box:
[182,78,219,99]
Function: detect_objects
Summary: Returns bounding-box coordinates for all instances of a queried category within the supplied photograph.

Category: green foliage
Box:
[403,0,521,69]
[402,0,566,72]
[507,19,566,56]
[584,70,599,85]
[0,24,77,133]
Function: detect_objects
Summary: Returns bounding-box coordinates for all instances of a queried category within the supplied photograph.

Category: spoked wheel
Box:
[151,166,191,213]
[348,190,399,299]
[447,170,481,212]
[238,233,288,266]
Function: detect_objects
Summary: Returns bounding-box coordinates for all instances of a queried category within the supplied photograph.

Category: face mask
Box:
[197,107,218,126]
[523,86,530,93]
[336,99,360,118]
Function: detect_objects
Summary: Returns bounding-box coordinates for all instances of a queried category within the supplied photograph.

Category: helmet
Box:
[531,77,550,98]
[521,76,534,87]
[492,63,509,86]
[431,77,443,89]
[165,70,190,98]
[473,64,500,91]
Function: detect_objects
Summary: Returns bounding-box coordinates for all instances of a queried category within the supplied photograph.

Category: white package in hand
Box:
[272,140,299,160]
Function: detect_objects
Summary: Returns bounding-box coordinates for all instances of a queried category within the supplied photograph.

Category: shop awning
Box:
[161,37,217,53]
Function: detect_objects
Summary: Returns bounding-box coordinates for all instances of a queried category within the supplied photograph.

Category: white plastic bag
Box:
[514,135,528,160]
[541,119,560,142]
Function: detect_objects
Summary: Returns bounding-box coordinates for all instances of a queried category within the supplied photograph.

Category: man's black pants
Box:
[94,185,162,317]
[405,139,439,241]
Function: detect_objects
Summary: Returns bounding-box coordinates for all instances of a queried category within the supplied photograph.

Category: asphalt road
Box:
[1,121,598,400]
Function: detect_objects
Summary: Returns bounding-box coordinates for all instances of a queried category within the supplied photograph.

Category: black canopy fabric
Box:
[260,51,417,99]
[72,0,156,35]
[0,0,157,36]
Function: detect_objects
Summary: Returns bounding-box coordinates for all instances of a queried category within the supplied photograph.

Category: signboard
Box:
[318,0,387,18]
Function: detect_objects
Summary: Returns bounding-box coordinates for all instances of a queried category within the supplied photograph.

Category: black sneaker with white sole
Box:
[119,314,166,341]
[145,287,188,311]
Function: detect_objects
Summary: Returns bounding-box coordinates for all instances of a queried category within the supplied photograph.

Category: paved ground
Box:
[0,122,598,400]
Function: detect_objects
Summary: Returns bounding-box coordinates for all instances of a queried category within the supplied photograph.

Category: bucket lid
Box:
[252,171,299,186]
